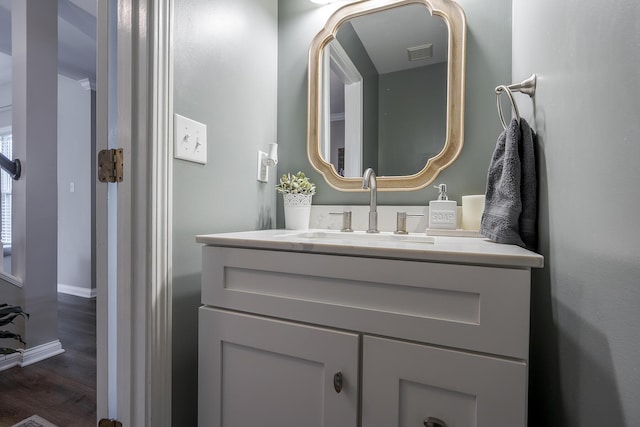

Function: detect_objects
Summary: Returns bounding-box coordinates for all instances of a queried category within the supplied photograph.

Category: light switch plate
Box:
[174,114,207,164]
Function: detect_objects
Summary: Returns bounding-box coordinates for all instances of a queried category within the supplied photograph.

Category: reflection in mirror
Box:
[321,4,448,178]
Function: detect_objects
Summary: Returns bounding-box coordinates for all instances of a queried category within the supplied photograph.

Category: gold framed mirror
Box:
[307,0,466,191]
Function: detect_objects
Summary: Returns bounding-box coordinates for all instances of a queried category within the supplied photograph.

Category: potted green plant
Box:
[276,171,316,230]
[1,303,28,355]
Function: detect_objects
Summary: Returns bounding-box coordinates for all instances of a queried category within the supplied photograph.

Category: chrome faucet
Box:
[362,168,379,233]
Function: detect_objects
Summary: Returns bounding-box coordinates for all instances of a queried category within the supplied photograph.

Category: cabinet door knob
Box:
[333,371,343,393]
[423,417,447,427]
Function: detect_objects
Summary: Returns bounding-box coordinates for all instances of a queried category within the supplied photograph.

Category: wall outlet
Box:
[174,114,207,164]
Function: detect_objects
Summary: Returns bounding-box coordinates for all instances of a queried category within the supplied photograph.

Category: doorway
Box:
[0,0,98,424]
[1,0,174,424]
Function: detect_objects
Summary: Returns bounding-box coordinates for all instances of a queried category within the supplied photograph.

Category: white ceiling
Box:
[349,3,448,75]
[0,0,97,87]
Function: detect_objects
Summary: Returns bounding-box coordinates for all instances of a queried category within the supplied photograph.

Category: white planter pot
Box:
[283,193,312,230]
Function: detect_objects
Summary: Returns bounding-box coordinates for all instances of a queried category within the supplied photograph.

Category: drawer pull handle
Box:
[333,371,343,393]
[423,417,447,427]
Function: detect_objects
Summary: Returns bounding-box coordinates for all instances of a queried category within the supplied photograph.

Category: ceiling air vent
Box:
[407,43,433,62]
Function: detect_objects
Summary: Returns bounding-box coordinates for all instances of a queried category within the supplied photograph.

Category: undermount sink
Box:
[277,230,435,245]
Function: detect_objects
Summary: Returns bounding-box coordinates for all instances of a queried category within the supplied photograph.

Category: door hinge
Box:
[98,419,123,427]
[98,148,124,183]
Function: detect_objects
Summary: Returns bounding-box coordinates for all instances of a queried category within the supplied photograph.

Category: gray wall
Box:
[512,1,640,425]
[0,83,10,128]
[0,76,92,290]
[171,0,278,424]
[57,75,92,292]
[378,62,447,176]
[277,0,511,223]
[10,0,58,349]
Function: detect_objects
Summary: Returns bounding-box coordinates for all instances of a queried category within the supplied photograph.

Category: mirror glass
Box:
[321,4,448,178]
[308,0,466,191]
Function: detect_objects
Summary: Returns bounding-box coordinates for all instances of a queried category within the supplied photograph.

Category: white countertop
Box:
[196,229,544,269]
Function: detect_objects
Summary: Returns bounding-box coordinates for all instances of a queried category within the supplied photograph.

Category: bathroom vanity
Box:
[197,230,543,427]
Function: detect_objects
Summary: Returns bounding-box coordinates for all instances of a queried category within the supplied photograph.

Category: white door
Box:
[95,0,173,425]
[95,0,133,423]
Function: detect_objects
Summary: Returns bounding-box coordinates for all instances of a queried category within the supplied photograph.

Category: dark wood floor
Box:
[0,293,96,427]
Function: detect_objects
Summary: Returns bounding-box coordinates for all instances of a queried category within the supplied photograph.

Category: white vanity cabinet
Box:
[197,231,543,427]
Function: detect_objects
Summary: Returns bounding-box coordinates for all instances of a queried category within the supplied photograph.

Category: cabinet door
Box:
[199,308,359,427]
[362,336,527,427]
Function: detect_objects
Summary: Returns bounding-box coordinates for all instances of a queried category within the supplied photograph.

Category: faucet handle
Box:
[329,211,353,232]
[394,212,424,234]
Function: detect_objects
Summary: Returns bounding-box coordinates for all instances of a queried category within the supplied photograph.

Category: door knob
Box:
[423,417,447,427]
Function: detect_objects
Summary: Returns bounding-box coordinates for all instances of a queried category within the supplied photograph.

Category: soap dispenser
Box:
[429,184,458,230]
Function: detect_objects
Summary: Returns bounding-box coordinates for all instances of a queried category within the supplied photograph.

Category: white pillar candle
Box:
[461,195,485,230]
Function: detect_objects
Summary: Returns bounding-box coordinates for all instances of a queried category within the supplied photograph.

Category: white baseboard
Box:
[21,340,65,366]
[0,352,21,371]
[0,339,65,371]
[58,283,96,298]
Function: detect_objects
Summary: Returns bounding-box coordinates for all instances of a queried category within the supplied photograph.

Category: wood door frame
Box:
[96,0,173,425]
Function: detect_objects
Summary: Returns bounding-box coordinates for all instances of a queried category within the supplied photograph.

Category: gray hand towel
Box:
[480,117,537,250]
